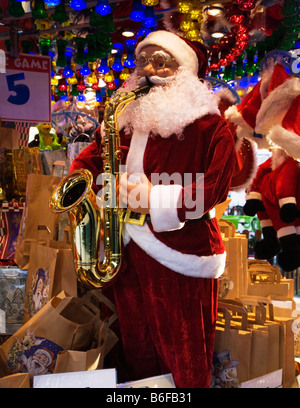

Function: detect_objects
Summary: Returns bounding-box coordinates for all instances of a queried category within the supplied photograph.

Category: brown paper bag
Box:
[0,124,20,150]
[53,318,117,374]
[221,297,280,376]
[212,304,252,387]
[14,174,62,269]
[218,299,271,380]
[222,233,248,299]
[23,240,78,323]
[247,261,294,298]
[0,292,100,378]
[238,295,295,384]
[23,242,58,323]
[0,372,30,388]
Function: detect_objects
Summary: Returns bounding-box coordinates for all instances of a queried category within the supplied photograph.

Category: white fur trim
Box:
[267,125,300,161]
[245,191,262,200]
[135,30,198,76]
[256,78,300,136]
[260,219,273,228]
[149,184,184,232]
[296,226,300,235]
[279,197,297,207]
[277,226,297,238]
[124,222,226,278]
[126,130,148,174]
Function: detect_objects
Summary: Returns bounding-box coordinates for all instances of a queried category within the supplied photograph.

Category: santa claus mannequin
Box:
[70,30,236,387]
[226,63,300,271]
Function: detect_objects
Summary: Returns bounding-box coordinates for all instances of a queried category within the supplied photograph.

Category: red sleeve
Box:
[177,116,237,221]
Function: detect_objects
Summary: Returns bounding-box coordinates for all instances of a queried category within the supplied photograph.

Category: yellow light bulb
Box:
[141,0,159,5]
[189,8,201,20]
[177,0,192,14]
[185,29,202,41]
[104,71,114,82]
[120,68,130,81]
[180,15,195,32]
[51,77,59,86]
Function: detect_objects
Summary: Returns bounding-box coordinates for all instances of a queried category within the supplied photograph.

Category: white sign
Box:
[240,369,282,388]
[0,52,51,123]
[117,373,176,388]
[33,368,117,388]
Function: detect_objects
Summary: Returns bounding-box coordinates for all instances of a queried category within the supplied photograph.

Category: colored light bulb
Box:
[52,0,69,23]
[95,0,111,16]
[130,0,145,21]
[32,0,47,19]
[8,0,25,17]
[70,0,86,10]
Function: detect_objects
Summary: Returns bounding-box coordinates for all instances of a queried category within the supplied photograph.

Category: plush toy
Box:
[225,63,300,271]
[37,123,61,150]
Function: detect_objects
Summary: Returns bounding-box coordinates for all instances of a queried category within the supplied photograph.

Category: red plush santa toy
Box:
[70,30,236,387]
[226,63,300,271]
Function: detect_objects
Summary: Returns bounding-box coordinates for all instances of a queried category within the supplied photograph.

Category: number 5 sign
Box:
[0,52,51,123]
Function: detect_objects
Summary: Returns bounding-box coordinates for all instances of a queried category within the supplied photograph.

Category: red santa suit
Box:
[70,31,236,387]
[226,63,300,270]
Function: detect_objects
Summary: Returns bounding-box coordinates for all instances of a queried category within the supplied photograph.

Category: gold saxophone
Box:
[49,84,151,288]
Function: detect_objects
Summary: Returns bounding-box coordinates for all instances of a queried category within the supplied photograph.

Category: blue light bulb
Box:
[95,0,112,15]
[78,94,86,102]
[80,62,91,76]
[44,0,61,5]
[70,0,87,10]
[112,54,123,72]
[144,6,156,28]
[98,57,109,74]
[130,0,145,21]
[62,65,74,78]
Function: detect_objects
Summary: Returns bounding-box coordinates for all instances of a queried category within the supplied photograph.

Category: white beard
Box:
[118,67,219,139]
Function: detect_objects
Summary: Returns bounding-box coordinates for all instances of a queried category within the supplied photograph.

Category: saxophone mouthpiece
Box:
[133,78,152,98]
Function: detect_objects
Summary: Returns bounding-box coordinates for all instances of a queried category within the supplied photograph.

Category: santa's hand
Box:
[119,172,153,214]
[280,203,300,223]
[243,199,265,216]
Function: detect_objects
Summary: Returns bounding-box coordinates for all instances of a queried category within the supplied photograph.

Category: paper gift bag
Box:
[0,121,20,150]
[67,137,92,165]
[212,304,252,387]
[14,174,62,270]
[238,295,295,385]
[40,149,69,177]
[217,299,271,380]
[53,318,118,374]
[23,241,77,323]
[12,148,44,199]
[222,233,248,299]
[0,373,30,388]
[0,292,100,378]
[0,202,25,261]
[0,266,28,326]
[247,261,294,298]
[221,297,280,376]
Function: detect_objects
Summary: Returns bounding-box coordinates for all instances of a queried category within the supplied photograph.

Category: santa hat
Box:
[224,67,274,149]
[254,65,300,160]
[135,30,208,79]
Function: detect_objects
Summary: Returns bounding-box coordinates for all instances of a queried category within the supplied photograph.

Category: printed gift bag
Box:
[0,292,100,378]
[14,174,62,270]
[211,303,252,388]
[0,202,25,261]
[0,266,28,326]
[23,241,77,323]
